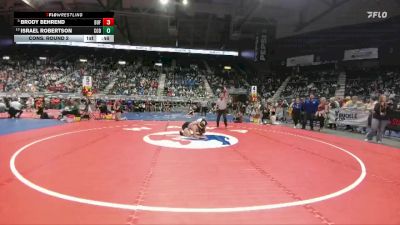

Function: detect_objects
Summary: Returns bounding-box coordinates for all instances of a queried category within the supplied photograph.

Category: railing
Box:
[202,75,214,96]
[335,72,346,98]
[227,87,248,95]
[272,76,292,100]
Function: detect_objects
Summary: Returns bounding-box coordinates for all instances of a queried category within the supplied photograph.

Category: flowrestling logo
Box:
[143,131,238,149]
[367,11,388,19]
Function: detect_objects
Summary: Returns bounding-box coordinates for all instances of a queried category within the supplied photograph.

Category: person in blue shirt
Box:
[291,98,302,128]
[302,94,319,130]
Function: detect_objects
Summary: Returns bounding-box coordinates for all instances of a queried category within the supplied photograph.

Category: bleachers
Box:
[282,71,338,99]
[165,67,207,98]
[345,70,400,100]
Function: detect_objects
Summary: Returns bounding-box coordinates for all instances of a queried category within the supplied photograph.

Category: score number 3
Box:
[102,18,114,26]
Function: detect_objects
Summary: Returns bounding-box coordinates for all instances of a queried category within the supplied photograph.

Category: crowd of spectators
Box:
[248,74,283,99]
[0,55,163,96]
[0,55,216,98]
[2,53,399,126]
[230,93,398,139]
[282,71,338,99]
[346,70,400,101]
[165,67,207,98]
[0,54,278,101]
[109,65,159,96]
[0,58,74,93]
[205,63,248,94]
[0,55,121,94]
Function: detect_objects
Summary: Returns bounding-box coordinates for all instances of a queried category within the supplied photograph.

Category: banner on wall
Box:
[328,108,370,126]
[286,55,314,67]
[343,48,378,61]
[254,29,267,62]
[329,108,400,130]
[254,33,259,62]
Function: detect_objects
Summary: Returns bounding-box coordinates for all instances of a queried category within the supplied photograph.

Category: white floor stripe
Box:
[10,125,366,213]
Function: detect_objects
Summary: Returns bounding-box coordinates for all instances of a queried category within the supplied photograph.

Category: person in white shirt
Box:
[9,98,23,118]
[26,96,34,112]
[216,92,228,128]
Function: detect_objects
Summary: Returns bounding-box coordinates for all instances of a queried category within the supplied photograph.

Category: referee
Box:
[216,90,228,128]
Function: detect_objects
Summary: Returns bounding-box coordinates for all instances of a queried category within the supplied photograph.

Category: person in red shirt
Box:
[35,97,44,110]
[316,97,328,131]
[113,99,125,121]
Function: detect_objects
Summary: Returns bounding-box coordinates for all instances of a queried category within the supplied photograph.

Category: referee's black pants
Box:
[216,109,227,127]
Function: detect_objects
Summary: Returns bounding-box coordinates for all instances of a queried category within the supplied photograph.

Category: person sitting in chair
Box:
[114,99,126,121]
[179,118,208,139]
[98,101,111,119]
[80,98,93,120]
[233,110,243,123]
[37,105,54,119]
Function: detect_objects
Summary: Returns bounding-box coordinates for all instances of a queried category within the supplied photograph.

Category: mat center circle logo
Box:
[143,131,238,149]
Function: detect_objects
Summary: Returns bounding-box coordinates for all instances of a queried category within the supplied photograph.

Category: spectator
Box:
[114,99,125,121]
[275,100,284,121]
[302,94,319,130]
[328,97,340,129]
[366,97,378,129]
[99,101,110,116]
[260,102,271,124]
[291,98,302,128]
[36,105,54,119]
[365,95,393,144]
[233,110,243,123]
[316,97,328,131]
[9,98,23,118]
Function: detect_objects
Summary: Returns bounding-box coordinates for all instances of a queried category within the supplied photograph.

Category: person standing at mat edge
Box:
[216,87,228,128]
[302,94,319,130]
[365,95,393,144]
[291,98,302,128]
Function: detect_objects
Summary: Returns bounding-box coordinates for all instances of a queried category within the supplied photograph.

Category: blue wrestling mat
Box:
[0,119,63,135]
